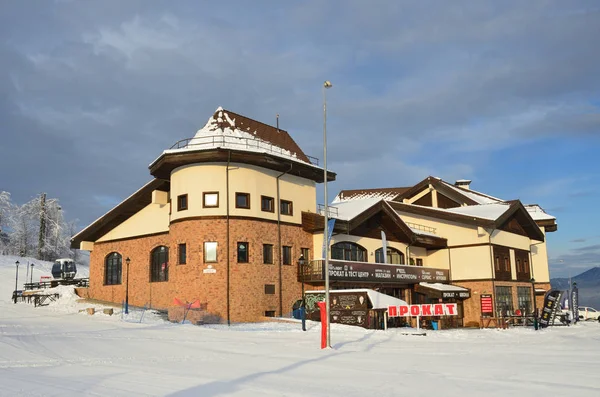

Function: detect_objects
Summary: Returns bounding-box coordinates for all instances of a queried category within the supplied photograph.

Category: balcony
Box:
[298,259,449,285]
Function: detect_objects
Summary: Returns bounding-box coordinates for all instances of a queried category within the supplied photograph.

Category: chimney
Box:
[455,179,472,190]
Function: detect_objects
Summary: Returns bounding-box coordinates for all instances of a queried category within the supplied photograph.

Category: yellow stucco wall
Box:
[97,201,170,242]
[449,246,493,280]
[395,211,489,247]
[490,229,531,250]
[170,162,316,225]
[531,229,550,283]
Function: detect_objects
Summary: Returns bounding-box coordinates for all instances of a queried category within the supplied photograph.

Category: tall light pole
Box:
[125,257,131,314]
[14,260,19,304]
[298,254,306,331]
[30,263,34,284]
[323,80,332,348]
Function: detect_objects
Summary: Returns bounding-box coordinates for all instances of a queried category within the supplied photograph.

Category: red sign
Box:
[480,294,493,315]
[387,304,458,317]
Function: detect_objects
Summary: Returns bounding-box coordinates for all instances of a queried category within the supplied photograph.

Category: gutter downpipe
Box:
[226,150,231,326]
[275,115,293,317]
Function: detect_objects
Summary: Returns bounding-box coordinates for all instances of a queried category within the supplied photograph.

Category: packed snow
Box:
[1,255,599,396]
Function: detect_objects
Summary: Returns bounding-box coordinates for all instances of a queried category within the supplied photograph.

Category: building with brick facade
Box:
[302,177,557,327]
[72,108,557,327]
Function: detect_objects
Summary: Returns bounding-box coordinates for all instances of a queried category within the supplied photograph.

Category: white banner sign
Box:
[388,303,458,317]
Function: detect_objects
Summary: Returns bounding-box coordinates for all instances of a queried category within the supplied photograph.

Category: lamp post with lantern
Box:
[125,257,131,314]
[13,260,19,303]
[531,277,538,330]
[298,254,306,331]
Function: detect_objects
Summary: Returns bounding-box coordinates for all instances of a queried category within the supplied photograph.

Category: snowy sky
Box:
[1,1,599,278]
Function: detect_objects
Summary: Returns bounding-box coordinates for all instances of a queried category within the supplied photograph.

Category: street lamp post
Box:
[14,260,19,304]
[298,254,306,331]
[30,263,34,284]
[125,257,131,314]
[323,80,332,348]
[531,277,538,330]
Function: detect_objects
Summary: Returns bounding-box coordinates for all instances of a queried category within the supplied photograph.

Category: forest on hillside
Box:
[0,191,80,262]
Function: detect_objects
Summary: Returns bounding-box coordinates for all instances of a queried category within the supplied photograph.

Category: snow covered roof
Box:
[328,198,383,221]
[525,205,556,221]
[334,187,410,203]
[437,202,512,220]
[154,107,320,169]
[306,289,407,309]
[439,180,503,204]
[419,282,469,292]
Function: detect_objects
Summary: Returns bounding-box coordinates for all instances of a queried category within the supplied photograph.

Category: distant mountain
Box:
[551,267,600,309]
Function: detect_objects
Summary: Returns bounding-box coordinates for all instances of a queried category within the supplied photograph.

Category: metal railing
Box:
[317,204,339,218]
[169,136,320,166]
[406,222,437,234]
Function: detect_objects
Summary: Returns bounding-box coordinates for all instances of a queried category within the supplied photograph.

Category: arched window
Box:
[150,246,169,282]
[375,247,405,264]
[105,252,122,285]
[331,242,367,262]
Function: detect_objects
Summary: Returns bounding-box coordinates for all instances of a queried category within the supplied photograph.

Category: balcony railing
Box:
[298,259,449,284]
[317,204,339,218]
[405,222,437,234]
[168,136,320,166]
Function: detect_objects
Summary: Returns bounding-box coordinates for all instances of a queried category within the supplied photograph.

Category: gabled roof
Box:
[70,179,169,248]
[395,176,479,206]
[388,200,545,241]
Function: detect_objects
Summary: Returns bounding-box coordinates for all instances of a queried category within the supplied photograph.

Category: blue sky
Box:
[1,1,599,277]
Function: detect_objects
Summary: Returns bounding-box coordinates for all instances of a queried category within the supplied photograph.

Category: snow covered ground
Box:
[1,255,599,396]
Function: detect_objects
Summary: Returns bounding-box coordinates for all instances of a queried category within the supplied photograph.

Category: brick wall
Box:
[89,217,312,323]
[454,280,542,327]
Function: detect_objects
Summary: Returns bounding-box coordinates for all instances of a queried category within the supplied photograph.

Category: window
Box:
[150,246,169,282]
[264,310,276,317]
[301,248,310,262]
[416,258,423,267]
[177,194,188,211]
[237,242,249,263]
[282,246,292,265]
[265,284,276,295]
[203,192,219,208]
[104,252,122,285]
[280,200,293,216]
[204,242,218,262]
[495,286,513,316]
[236,193,250,209]
[517,287,532,314]
[375,247,405,264]
[178,243,187,265]
[261,196,274,212]
[331,242,367,262]
[263,244,273,264]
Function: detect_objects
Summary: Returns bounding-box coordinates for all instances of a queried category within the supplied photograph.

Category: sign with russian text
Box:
[330,292,368,328]
[387,303,458,317]
[480,294,493,316]
[325,261,449,284]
